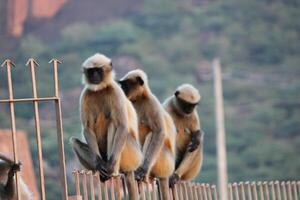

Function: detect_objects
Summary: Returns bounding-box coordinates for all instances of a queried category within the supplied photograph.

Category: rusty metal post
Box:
[281,182,287,200]
[263,181,270,200]
[87,171,95,200]
[213,58,228,200]
[152,179,158,200]
[73,171,81,197]
[286,181,293,200]
[233,183,240,200]
[245,182,252,200]
[95,172,102,200]
[49,59,68,200]
[275,181,282,200]
[291,181,298,200]
[239,182,246,200]
[251,182,258,200]
[26,58,46,200]
[81,171,88,200]
[1,59,20,200]
[212,185,218,200]
[104,181,109,200]
[269,181,276,200]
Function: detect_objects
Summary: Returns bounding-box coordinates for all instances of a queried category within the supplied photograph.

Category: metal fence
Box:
[0,59,68,200]
[1,59,299,200]
[71,171,300,200]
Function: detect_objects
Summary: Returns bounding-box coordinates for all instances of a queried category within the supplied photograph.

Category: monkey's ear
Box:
[136,77,144,85]
[175,91,180,97]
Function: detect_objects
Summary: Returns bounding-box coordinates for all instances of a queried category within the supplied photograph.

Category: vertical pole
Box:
[26,58,46,200]
[1,59,20,200]
[213,58,228,200]
[49,59,68,200]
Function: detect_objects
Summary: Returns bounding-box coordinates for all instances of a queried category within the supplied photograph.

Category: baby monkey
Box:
[163,84,204,187]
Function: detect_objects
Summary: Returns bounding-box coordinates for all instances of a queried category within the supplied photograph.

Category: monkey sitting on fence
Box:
[0,154,32,200]
[163,84,204,187]
[70,53,143,199]
[119,69,176,200]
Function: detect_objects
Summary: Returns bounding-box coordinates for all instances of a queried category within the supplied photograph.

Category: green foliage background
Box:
[0,0,299,198]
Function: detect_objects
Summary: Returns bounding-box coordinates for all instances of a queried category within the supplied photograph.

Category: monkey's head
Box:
[173,84,201,115]
[82,53,114,91]
[118,69,149,101]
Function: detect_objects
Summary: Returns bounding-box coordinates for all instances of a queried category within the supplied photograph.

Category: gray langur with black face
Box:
[163,84,204,187]
[0,154,32,200]
[70,53,143,199]
[119,69,176,200]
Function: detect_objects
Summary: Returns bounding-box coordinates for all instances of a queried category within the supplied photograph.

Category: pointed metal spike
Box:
[1,59,16,67]
[26,58,39,66]
[49,58,62,64]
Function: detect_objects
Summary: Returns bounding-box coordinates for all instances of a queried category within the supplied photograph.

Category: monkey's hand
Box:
[8,162,21,177]
[134,166,148,181]
[96,157,114,181]
[169,173,180,188]
[187,130,204,152]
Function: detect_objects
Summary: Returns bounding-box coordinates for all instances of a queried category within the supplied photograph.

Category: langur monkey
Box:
[163,84,204,187]
[0,154,32,200]
[119,69,176,200]
[70,53,143,199]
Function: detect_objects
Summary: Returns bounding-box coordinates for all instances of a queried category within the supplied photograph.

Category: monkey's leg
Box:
[70,137,98,170]
[159,178,170,200]
[175,146,203,180]
[124,171,138,200]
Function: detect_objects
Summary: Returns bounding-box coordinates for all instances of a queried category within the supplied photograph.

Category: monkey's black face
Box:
[118,77,144,97]
[118,79,136,96]
[176,97,198,114]
[84,67,103,84]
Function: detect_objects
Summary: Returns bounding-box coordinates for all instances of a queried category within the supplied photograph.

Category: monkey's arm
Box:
[83,128,101,156]
[187,129,204,152]
[136,114,165,179]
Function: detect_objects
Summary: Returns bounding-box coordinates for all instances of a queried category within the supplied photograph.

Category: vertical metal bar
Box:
[297,181,300,196]
[110,178,115,200]
[207,184,213,200]
[95,172,102,200]
[50,59,68,200]
[169,188,174,200]
[275,181,282,200]
[115,176,122,200]
[213,58,228,200]
[212,185,218,200]
[104,181,109,200]
[172,185,179,200]
[27,58,46,200]
[263,181,270,200]
[291,181,298,200]
[245,182,252,200]
[179,183,184,200]
[233,183,240,200]
[193,184,199,200]
[184,182,189,200]
[189,182,195,200]
[73,171,81,196]
[139,182,146,200]
[1,60,20,200]
[152,179,157,200]
[251,182,258,200]
[269,181,276,200]
[198,184,203,200]
[82,171,88,200]
[239,182,246,200]
[202,184,208,200]
[258,182,264,200]
[286,181,292,200]
[281,182,287,200]
[146,181,151,200]
[228,184,233,200]
[88,171,95,200]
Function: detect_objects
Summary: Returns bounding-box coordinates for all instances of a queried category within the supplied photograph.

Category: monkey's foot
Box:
[169,173,180,188]
[134,166,147,181]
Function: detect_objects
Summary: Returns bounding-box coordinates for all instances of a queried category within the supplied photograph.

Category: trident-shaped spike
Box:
[26,58,39,67]
[49,58,62,97]
[1,59,16,68]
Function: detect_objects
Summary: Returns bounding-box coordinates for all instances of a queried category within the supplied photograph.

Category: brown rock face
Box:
[6,0,29,37]
[5,0,68,37]
[31,0,68,18]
